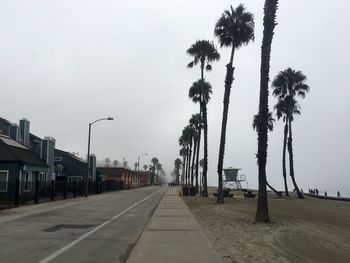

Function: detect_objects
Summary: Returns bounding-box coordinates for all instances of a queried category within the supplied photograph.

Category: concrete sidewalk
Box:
[127,187,222,263]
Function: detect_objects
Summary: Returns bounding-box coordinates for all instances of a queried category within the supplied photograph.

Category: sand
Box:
[182,188,350,263]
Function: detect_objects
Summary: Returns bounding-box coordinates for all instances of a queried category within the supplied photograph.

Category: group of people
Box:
[309,188,341,197]
[309,188,319,195]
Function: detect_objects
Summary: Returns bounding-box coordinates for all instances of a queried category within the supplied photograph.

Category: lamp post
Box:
[85,117,114,197]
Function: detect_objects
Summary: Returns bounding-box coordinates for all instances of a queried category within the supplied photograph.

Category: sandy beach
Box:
[182,188,350,263]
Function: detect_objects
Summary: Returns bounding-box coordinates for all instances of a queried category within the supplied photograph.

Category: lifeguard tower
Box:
[223,167,246,190]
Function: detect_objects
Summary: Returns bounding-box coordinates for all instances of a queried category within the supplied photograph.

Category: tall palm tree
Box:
[187,40,220,193]
[275,100,289,196]
[179,126,194,186]
[272,68,310,199]
[189,80,212,196]
[274,97,300,196]
[179,146,187,186]
[174,158,182,185]
[184,125,195,186]
[255,0,279,223]
[156,163,162,184]
[214,4,255,204]
[189,114,202,191]
[151,157,159,184]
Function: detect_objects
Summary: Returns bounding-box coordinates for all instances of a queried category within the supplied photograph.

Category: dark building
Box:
[54,149,96,182]
[97,167,151,188]
[0,134,48,200]
[0,117,56,182]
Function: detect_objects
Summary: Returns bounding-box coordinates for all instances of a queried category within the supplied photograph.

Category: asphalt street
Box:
[0,186,166,263]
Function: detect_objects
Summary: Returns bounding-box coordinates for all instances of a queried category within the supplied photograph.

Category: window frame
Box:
[24,171,32,192]
[0,170,9,192]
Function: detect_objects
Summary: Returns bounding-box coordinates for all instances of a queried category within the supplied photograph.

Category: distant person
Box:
[316,189,319,195]
[337,190,340,197]
[325,191,327,197]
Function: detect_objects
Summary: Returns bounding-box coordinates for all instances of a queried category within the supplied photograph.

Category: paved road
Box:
[0,186,166,263]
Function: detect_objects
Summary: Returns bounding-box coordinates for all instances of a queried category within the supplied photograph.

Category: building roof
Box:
[0,117,12,125]
[54,149,87,168]
[0,134,48,167]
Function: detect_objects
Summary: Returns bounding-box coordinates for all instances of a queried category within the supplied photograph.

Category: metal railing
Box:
[0,178,124,209]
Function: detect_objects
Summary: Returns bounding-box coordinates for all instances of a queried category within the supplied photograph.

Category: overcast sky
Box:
[1,0,349,196]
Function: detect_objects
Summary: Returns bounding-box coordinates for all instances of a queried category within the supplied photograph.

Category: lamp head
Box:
[107,117,114,120]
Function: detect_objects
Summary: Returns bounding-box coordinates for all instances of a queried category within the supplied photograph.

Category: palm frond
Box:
[188,79,212,105]
[205,64,212,71]
[214,4,255,49]
[187,61,194,68]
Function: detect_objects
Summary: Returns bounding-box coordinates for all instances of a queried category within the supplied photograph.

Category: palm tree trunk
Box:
[195,137,200,193]
[188,142,192,186]
[197,64,204,194]
[201,61,204,80]
[288,118,303,199]
[176,167,180,185]
[195,107,202,194]
[185,152,188,186]
[202,103,209,197]
[191,138,197,186]
[187,145,192,187]
[266,181,280,196]
[282,122,289,196]
[256,0,279,223]
[181,156,185,186]
[217,61,235,204]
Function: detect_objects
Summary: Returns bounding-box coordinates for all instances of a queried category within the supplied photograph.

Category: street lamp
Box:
[137,153,148,172]
[85,117,114,197]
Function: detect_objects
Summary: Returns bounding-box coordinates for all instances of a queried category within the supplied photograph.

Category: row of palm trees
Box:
[178,4,256,201]
[176,39,220,196]
[148,157,163,184]
[176,1,310,222]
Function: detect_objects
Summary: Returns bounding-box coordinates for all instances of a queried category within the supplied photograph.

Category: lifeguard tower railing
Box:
[223,167,246,190]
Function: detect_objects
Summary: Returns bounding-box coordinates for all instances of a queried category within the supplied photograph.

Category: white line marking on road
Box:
[38,189,160,263]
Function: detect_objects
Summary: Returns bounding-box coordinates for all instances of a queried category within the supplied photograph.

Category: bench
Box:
[244,191,256,198]
[213,188,234,198]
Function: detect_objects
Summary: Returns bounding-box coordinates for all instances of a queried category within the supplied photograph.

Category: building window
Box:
[0,170,9,192]
[68,176,82,182]
[24,172,32,191]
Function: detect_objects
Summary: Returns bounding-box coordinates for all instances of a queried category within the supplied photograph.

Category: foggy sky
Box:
[1,0,349,196]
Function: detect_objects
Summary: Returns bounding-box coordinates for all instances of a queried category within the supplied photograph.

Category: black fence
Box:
[0,179,124,209]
